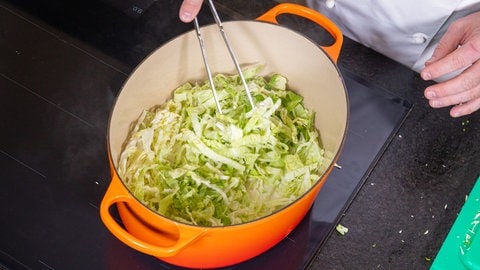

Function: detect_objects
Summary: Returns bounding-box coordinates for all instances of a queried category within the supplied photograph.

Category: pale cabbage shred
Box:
[118,65,325,226]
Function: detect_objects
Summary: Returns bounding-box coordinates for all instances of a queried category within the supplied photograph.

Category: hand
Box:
[420,11,480,118]
[179,0,204,23]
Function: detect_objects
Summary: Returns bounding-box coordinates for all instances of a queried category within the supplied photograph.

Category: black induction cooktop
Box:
[0,0,411,269]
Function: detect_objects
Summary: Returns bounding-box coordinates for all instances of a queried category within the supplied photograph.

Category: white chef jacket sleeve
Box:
[305,0,474,73]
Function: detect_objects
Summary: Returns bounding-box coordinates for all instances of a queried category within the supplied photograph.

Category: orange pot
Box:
[100,3,348,269]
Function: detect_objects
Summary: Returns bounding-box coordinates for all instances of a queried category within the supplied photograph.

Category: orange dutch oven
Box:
[100,3,348,269]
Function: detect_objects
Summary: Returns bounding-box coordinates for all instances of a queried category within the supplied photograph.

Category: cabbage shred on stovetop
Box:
[118,65,325,226]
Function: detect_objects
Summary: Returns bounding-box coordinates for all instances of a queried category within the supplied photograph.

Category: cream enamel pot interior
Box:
[100,3,348,269]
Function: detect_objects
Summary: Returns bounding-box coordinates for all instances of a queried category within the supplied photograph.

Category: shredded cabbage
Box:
[118,66,325,226]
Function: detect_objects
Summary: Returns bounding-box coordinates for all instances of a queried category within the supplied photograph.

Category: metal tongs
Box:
[193,0,254,114]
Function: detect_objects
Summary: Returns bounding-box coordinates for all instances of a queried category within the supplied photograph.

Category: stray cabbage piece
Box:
[336,224,348,235]
[118,66,325,226]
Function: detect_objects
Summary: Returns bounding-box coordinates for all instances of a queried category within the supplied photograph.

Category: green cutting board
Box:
[431,176,480,270]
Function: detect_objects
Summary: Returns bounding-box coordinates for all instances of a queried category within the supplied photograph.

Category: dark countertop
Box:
[311,19,480,270]
[1,0,479,269]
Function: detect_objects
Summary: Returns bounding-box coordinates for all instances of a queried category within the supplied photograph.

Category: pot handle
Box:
[99,177,208,258]
[256,3,343,63]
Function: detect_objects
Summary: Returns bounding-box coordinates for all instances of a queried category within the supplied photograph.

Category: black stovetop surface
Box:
[0,0,411,269]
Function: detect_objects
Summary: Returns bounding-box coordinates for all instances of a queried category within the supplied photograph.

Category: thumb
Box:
[179,0,204,23]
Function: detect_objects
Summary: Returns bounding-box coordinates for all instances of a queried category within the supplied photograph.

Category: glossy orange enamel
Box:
[257,3,343,63]
[100,4,347,268]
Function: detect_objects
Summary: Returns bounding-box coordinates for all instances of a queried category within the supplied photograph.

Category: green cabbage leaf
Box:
[118,66,325,226]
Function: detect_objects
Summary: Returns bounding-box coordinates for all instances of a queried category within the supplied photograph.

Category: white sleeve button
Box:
[410,33,428,44]
[326,0,335,8]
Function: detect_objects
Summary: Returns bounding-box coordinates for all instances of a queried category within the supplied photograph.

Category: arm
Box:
[179,0,204,23]
[421,11,480,117]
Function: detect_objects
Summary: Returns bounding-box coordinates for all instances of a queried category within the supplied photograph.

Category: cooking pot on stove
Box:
[100,3,348,268]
